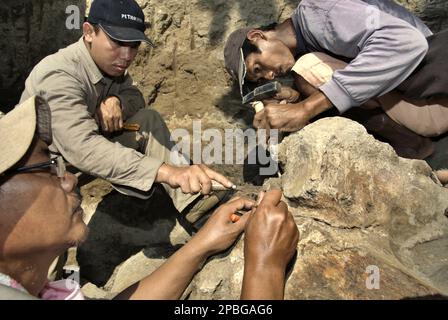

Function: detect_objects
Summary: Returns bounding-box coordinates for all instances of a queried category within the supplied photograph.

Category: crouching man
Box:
[20,0,233,224]
[224,0,448,160]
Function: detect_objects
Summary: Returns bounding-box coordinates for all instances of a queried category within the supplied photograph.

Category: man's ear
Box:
[83,22,95,43]
[247,29,267,43]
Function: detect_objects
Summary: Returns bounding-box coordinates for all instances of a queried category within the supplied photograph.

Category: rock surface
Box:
[185,118,448,299]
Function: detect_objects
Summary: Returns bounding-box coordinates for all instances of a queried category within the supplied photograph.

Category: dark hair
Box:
[92,24,101,34]
[83,15,100,33]
[241,22,278,58]
[242,40,260,58]
[258,22,278,31]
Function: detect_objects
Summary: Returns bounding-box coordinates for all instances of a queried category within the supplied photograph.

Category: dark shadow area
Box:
[77,184,182,287]
[215,82,255,127]
[243,145,280,185]
[0,0,85,113]
[401,294,447,300]
[212,83,282,186]
[285,250,298,281]
[419,0,448,33]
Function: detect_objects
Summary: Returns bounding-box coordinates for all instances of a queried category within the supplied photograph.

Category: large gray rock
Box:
[185,118,448,299]
[280,117,448,297]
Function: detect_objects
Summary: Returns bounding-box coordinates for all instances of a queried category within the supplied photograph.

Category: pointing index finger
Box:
[259,189,283,207]
[203,167,233,189]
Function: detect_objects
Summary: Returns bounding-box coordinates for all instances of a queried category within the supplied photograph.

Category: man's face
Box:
[83,23,140,77]
[0,138,88,259]
[244,39,295,83]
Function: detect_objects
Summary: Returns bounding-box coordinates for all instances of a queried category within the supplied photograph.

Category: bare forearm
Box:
[114,242,208,300]
[302,91,334,119]
[241,264,285,300]
[294,74,319,98]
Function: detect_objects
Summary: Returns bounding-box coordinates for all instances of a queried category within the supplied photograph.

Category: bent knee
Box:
[136,109,164,122]
[130,109,167,129]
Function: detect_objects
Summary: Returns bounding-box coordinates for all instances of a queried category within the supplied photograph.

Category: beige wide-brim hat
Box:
[0,96,38,175]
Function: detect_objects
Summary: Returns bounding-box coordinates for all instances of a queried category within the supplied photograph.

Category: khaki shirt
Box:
[20,37,162,191]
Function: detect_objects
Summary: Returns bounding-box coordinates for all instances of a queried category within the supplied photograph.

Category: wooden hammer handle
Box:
[123,123,140,131]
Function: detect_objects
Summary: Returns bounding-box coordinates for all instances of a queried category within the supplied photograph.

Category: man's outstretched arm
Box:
[114,197,256,300]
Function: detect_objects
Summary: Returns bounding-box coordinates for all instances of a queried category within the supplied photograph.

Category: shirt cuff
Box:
[128,156,164,192]
[319,79,358,113]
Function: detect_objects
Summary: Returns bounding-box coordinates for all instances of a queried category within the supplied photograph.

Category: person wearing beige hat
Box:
[0,96,88,299]
[224,0,448,160]
[0,96,299,300]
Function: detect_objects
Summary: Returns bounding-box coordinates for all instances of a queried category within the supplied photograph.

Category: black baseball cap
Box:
[87,0,155,47]
[224,27,252,99]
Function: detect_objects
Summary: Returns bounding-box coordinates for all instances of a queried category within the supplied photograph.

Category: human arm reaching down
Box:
[241,190,299,300]
[114,197,256,300]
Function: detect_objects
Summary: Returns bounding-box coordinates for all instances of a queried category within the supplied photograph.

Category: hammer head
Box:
[242,81,282,104]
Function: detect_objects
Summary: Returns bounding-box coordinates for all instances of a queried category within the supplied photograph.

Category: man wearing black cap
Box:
[20,0,235,223]
[224,0,448,160]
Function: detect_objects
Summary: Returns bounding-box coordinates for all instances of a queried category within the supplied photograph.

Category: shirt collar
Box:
[77,37,104,85]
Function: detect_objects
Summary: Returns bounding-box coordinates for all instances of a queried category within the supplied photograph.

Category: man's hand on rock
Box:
[241,189,299,300]
[96,96,124,133]
[244,189,299,271]
[155,163,234,195]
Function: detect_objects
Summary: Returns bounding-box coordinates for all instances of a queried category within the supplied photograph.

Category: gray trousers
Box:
[111,109,200,213]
